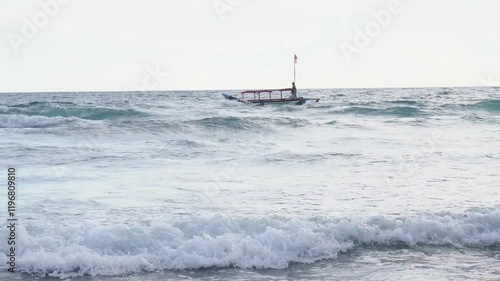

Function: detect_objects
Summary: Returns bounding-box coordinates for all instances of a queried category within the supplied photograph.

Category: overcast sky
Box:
[1,0,499,92]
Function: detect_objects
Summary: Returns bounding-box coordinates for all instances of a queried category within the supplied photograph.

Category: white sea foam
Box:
[0,115,76,128]
[1,209,499,278]
[1,89,500,280]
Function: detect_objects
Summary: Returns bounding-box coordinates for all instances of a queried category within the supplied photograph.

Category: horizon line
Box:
[0,85,498,94]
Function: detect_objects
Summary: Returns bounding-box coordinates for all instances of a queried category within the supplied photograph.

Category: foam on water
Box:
[1,90,499,131]
[0,115,79,128]
[1,209,499,278]
[2,101,146,121]
[336,106,422,117]
[187,117,260,131]
[1,88,499,280]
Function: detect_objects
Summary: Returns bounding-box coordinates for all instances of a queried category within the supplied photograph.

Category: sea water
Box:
[0,88,499,280]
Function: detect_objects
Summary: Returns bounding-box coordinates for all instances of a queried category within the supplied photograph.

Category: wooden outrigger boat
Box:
[221,54,320,105]
[222,89,317,105]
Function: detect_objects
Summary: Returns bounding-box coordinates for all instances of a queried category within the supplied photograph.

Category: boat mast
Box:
[293,54,298,98]
[293,53,297,84]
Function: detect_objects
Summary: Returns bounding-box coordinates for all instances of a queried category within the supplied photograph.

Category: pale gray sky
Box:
[1,0,499,92]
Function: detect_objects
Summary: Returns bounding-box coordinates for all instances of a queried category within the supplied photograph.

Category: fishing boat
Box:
[222,89,315,105]
[221,54,320,105]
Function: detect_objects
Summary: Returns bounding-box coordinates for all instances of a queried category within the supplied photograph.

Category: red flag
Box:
[294,54,298,64]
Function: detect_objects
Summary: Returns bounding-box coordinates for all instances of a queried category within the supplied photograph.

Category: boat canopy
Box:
[241,88,292,94]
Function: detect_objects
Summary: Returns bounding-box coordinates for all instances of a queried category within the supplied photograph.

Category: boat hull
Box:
[247,99,307,105]
[222,94,307,105]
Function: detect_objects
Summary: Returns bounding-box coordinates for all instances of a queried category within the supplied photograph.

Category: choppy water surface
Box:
[0,88,499,280]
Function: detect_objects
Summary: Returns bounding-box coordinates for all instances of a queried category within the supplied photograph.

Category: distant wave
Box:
[1,97,499,130]
[1,209,499,278]
[264,151,359,163]
[187,117,258,130]
[468,100,500,112]
[0,113,312,130]
[0,105,147,128]
[186,116,311,131]
[437,90,453,95]
[9,101,76,108]
[2,100,146,119]
[0,115,78,128]
[443,100,500,116]
[388,100,419,106]
[335,106,421,117]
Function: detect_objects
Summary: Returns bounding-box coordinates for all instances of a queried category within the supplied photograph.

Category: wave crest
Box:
[0,115,77,128]
[1,209,499,278]
[1,101,146,121]
[470,100,500,112]
[337,106,421,117]
[186,116,311,131]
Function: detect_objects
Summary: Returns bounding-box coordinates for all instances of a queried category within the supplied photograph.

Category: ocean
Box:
[0,88,499,280]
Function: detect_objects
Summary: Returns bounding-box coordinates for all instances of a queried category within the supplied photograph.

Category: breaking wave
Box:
[1,209,499,278]
[9,101,76,108]
[468,100,500,112]
[186,116,311,131]
[187,117,259,130]
[388,100,420,106]
[0,115,78,128]
[336,106,422,117]
[1,102,146,121]
[1,96,498,130]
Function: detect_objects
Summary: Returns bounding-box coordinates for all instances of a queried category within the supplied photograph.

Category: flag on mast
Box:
[294,54,298,64]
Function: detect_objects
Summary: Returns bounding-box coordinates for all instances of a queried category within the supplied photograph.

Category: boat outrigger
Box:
[221,54,320,105]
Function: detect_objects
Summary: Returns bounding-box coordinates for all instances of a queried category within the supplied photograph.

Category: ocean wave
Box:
[9,101,76,108]
[186,116,311,131]
[437,90,453,95]
[0,115,78,128]
[187,117,259,130]
[264,151,359,163]
[1,209,499,278]
[0,113,310,131]
[1,101,147,121]
[49,108,144,120]
[336,106,421,117]
[388,100,420,106]
[469,100,500,112]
